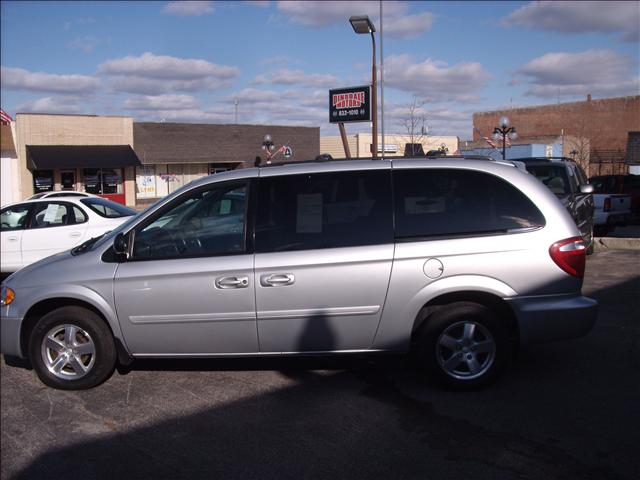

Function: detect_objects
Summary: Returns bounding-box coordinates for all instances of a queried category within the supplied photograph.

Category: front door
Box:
[21,201,89,266]
[254,168,394,353]
[61,170,76,190]
[114,179,258,355]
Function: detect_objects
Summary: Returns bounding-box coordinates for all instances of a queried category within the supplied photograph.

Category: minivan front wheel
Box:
[29,306,116,390]
[417,302,509,389]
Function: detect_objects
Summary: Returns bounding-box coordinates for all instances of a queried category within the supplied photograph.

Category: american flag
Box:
[0,108,13,125]
[474,127,498,150]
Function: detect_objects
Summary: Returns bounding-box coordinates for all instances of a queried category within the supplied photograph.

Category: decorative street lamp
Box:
[261,134,275,164]
[349,15,377,158]
[492,116,517,160]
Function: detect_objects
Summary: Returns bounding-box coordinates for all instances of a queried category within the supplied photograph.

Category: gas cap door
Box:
[424,258,444,279]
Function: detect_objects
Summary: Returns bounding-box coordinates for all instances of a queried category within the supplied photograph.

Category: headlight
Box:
[1,286,15,306]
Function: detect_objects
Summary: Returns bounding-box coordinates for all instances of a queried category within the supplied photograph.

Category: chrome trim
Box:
[257,305,380,320]
[129,311,256,324]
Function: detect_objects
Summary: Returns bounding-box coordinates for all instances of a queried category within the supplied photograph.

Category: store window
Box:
[83,168,123,195]
[209,163,235,175]
[33,170,54,193]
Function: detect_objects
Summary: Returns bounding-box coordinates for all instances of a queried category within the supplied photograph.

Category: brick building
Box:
[133,122,319,205]
[473,95,640,175]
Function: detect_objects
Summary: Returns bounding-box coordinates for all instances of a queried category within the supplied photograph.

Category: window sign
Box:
[136,165,156,198]
[43,204,63,223]
[296,193,323,233]
[33,170,54,193]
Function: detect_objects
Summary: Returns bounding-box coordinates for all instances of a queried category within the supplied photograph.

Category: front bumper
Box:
[507,294,598,344]
[1,309,24,358]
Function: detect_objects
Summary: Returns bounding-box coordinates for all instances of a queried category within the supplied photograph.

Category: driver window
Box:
[133,182,247,260]
[1,204,31,231]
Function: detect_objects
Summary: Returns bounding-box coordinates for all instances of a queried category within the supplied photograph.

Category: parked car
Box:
[1,197,136,272]
[589,174,640,223]
[590,193,632,236]
[26,191,98,201]
[514,157,594,251]
[0,157,597,390]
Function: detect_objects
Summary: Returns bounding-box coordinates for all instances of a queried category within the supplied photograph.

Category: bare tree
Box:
[402,96,427,155]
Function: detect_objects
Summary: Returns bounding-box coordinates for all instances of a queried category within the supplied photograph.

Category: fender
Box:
[373,275,516,350]
[20,283,127,346]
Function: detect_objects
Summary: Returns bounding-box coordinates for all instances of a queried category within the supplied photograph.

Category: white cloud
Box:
[276,1,433,39]
[513,49,640,98]
[384,54,490,102]
[503,1,640,42]
[98,52,240,94]
[17,96,86,114]
[1,66,100,94]
[385,11,434,39]
[68,35,109,54]
[123,94,200,111]
[162,1,214,16]
[253,69,340,87]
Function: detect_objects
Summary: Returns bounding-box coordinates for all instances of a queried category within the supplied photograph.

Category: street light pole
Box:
[349,15,377,158]
[492,116,517,160]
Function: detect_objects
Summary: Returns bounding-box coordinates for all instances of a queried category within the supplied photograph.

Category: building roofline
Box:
[15,113,132,119]
[474,95,639,116]
[134,121,319,129]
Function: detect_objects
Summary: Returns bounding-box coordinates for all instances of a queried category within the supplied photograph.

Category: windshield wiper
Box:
[71,232,108,255]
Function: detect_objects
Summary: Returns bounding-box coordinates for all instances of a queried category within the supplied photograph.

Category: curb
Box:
[593,237,640,252]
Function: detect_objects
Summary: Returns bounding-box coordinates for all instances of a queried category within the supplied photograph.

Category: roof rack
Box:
[511,156,573,162]
[260,154,504,168]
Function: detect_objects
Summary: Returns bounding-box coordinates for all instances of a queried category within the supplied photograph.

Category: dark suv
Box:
[513,157,594,251]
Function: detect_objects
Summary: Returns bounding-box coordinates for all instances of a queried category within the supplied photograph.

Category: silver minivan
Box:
[0,158,597,389]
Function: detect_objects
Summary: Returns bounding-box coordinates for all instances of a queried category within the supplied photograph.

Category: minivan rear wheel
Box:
[417,302,509,389]
[28,306,116,390]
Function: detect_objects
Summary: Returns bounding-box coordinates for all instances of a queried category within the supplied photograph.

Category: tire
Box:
[28,306,116,390]
[416,302,510,389]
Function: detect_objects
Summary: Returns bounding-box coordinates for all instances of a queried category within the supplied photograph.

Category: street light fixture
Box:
[492,116,517,160]
[349,15,377,158]
[261,134,275,164]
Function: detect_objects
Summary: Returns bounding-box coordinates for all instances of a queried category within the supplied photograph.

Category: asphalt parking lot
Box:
[1,249,639,480]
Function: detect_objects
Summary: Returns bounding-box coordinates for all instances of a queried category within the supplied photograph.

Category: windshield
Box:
[81,198,136,218]
[524,164,570,195]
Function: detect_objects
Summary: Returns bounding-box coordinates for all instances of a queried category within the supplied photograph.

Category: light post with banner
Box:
[261,134,292,165]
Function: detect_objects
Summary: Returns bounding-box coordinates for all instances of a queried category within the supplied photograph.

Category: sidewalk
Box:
[593,223,640,251]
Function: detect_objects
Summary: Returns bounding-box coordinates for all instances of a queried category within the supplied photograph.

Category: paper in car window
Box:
[219,199,232,215]
[297,193,322,233]
[43,204,63,223]
[405,196,445,214]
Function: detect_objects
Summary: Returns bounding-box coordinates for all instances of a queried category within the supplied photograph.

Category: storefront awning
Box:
[26,145,141,170]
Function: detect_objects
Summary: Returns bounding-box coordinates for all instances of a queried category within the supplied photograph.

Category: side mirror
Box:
[113,232,129,260]
[580,184,594,194]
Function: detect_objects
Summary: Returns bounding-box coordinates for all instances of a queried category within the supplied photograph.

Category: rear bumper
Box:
[507,294,598,344]
[0,310,24,358]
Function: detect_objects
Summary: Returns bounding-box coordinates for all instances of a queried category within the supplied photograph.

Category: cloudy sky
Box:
[1,1,638,139]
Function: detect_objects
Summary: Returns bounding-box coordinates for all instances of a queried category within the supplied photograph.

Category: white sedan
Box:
[1,196,136,272]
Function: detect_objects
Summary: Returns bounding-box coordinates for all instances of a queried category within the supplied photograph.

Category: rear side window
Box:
[256,170,392,253]
[81,198,136,218]
[393,169,545,240]
[525,164,570,195]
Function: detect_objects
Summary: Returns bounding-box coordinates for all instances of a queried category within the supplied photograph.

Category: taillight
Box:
[603,197,611,212]
[549,237,586,277]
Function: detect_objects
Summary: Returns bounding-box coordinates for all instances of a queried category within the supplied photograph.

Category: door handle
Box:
[70,232,82,238]
[260,273,295,287]
[215,275,249,289]
[7,236,18,242]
